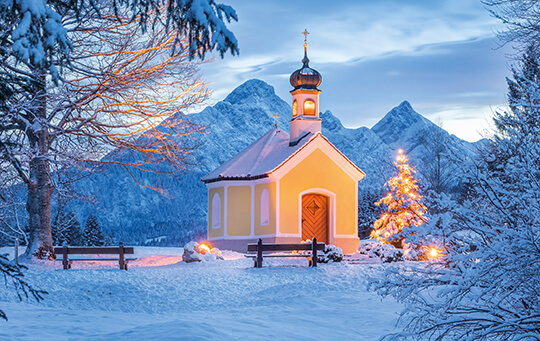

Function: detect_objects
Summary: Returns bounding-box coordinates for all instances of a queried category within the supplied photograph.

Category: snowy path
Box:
[0,247,401,340]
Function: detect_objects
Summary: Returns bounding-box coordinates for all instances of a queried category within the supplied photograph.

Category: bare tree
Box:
[483,0,540,54]
[0,254,47,321]
[417,119,458,194]
[0,188,28,246]
[0,1,238,259]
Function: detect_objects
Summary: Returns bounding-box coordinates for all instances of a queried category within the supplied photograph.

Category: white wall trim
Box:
[208,233,281,240]
[223,184,228,237]
[354,183,359,238]
[275,178,281,236]
[250,183,255,237]
[274,233,301,238]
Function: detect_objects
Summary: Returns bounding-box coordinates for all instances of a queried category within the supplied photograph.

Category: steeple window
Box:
[303,99,316,116]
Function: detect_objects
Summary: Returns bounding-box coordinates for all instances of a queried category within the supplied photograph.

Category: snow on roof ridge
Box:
[201,129,364,184]
[246,128,287,176]
[266,131,318,175]
[201,128,288,181]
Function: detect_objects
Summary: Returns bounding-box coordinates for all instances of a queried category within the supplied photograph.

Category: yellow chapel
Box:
[201,34,365,254]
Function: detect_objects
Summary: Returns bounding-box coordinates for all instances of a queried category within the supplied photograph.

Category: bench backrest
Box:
[247,242,325,252]
[53,246,134,255]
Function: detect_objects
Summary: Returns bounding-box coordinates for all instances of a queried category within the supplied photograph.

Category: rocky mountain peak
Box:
[223,79,279,105]
[371,100,430,147]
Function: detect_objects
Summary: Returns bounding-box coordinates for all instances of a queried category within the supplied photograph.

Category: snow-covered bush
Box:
[358,241,403,262]
[317,245,343,263]
[368,47,540,340]
[357,241,379,255]
[369,243,404,263]
[182,241,223,263]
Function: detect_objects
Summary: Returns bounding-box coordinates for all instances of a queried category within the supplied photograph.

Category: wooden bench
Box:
[246,237,325,268]
[54,242,136,270]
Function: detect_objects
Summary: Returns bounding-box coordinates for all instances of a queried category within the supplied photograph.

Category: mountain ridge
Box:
[59,79,479,245]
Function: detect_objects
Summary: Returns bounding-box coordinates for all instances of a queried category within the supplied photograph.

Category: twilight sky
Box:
[200,0,513,142]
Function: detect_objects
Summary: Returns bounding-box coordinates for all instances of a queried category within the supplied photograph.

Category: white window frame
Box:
[211,192,221,229]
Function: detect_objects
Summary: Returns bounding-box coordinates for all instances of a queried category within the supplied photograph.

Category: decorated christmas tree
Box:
[371,149,427,248]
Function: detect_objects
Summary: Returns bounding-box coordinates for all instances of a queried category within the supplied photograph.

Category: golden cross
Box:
[273,113,280,128]
[302,29,309,46]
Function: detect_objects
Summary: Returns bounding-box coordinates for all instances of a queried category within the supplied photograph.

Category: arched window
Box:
[292,100,298,117]
[260,189,270,226]
[303,99,316,116]
[211,192,221,229]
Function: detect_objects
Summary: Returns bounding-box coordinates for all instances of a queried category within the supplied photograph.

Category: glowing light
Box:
[429,247,439,258]
[197,242,211,254]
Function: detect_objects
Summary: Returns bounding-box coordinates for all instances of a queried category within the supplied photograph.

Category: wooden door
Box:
[301,194,328,244]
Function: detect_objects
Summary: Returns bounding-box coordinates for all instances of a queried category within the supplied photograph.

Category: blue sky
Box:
[201,0,513,142]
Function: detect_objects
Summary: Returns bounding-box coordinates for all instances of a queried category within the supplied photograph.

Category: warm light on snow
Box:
[0,246,402,339]
[197,242,211,254]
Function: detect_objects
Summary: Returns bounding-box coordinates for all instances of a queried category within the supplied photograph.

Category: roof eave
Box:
[201,173,270,184]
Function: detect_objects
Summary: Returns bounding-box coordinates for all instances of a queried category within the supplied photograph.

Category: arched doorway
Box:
[301,193,328,244]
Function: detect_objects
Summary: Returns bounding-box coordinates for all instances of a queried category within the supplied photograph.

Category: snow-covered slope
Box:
[66,79,480,245]
[0,247,402,340]
[372,100,482,161]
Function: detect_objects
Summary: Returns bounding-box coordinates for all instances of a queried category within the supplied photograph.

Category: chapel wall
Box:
[279,148,357,237]
[227,185,252,236]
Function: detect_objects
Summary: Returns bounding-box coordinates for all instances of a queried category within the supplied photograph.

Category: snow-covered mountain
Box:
[68,79,482,245]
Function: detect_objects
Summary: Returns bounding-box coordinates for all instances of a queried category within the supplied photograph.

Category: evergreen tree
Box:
[83,214,105,246]
[53,210,82,246]
[369,47,540,340]
[417,119,458,194]
[358,189,385,239]
[371,149,427,248]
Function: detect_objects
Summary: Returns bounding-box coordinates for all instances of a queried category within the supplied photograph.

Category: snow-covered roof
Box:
[201,128,315,183]
[202,128,365,183]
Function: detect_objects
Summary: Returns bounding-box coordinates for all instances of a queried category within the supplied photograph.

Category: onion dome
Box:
[290,34,322,90]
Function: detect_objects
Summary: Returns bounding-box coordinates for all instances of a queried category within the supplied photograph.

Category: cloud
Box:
[199,0,510,142]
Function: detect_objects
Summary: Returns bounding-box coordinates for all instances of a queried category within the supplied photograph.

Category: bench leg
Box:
[312,237,318,267]
[62,245,69,270]
[62,258,72,270]
[256,239,263,268]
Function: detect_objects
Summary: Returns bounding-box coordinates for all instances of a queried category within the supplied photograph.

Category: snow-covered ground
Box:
[0,247,402,340]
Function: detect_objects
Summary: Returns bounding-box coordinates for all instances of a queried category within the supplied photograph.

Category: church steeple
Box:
[289,29,322,143]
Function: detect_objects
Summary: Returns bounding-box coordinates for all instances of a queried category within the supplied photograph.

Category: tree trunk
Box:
[24,71,55,260]
[25,160,55,259]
